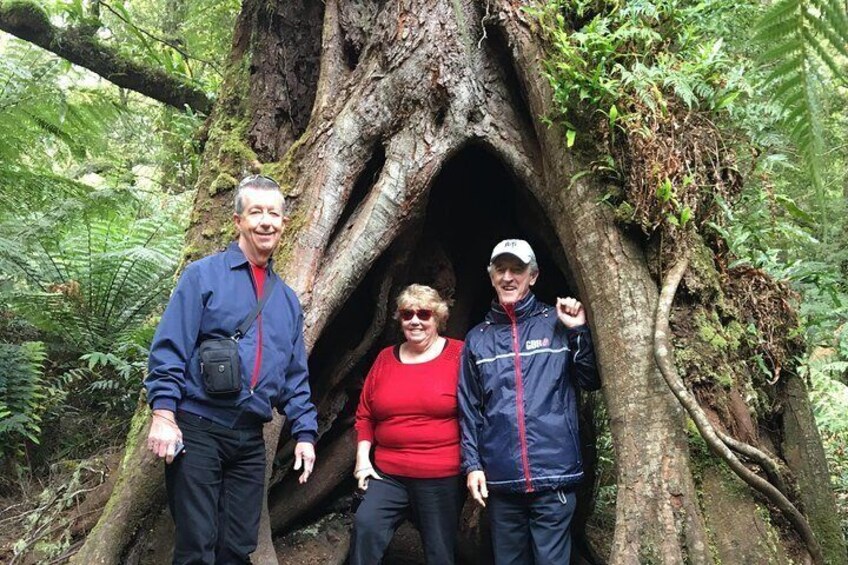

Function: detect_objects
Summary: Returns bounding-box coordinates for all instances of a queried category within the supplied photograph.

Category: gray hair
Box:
[234,175,285,214]
[487,257,539,276]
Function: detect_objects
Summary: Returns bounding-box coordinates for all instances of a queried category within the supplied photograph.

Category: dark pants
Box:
[349,473,464,565]
[488,489,577,565]
[165,411,266,565]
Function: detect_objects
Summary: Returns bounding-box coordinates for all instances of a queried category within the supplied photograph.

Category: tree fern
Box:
[0,189,186,351]
[755,0,848,227]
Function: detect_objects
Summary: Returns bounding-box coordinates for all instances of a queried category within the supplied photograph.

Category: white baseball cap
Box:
[489,239,536,264]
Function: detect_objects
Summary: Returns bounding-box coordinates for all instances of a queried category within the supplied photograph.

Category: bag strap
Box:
[233,272,276,340]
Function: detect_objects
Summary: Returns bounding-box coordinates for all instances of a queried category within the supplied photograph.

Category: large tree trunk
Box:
[72,1,845,564]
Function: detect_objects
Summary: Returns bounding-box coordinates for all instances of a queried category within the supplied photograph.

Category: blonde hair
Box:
[394,284,451,332]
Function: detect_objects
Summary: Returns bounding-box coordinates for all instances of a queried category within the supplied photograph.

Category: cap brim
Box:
[490,252,531,264]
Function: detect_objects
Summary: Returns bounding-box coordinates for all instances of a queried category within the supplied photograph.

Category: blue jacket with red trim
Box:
[145,242,318,442]
[458,292,600,493]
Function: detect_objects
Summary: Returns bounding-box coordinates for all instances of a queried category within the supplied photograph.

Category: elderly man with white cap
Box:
[458,239,601,564]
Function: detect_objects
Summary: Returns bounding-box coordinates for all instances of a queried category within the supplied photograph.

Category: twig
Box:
[654,251,824,565]
[0,501,30,524]
[45,539,84,565]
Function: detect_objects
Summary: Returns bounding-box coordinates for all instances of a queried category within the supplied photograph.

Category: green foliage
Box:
[0,185,188,447]
[532,0,752,236]
[73,343,150,413]
[47,0,240,95]
[533,0,746,130]
[536,0,848,540]
[1,189,185,352]
[0,41,121,201]
[715,181,848,349]
[0,342,48,455]
[0,24,200,463]
[754,0,848,219]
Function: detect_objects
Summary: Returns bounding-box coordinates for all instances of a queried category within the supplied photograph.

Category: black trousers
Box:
[349,473,464,565]
[488,488,577,565]
[165,411,265,565]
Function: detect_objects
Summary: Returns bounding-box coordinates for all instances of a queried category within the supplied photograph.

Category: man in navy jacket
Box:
[458,239,600,564]
[145,175,318,564]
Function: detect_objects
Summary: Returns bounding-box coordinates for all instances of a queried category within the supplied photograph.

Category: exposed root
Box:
[655,252,823,565]
[715,429,791,497]
[318,252,398,396]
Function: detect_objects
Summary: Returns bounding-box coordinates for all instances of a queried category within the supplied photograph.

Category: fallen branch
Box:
[0,1,212,113]
[654,251,823,565]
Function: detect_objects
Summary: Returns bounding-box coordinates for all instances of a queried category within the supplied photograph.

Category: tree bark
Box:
[69,1,845,564]
[494,9,713,562]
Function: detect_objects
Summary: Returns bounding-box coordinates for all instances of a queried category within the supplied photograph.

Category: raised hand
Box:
[556,297,586,328]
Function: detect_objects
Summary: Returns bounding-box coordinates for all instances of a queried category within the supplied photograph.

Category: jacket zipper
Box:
[505,304,534,493]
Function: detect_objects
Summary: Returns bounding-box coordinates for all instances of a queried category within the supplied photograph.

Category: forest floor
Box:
[0,449,121,564]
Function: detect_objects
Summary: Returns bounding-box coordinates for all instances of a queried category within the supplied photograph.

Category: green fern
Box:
[0,341,47,454]
[0,47,117,154]
[755,0,848,224]
[0,190,185,351]
[0,39,121,220]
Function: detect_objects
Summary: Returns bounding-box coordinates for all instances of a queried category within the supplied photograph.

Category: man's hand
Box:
[293,442,316,484]
[467,470,489,507]
[147,409,183,464]
[556,297,586,328]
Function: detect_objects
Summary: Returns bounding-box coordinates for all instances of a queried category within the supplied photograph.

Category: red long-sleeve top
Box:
[355,338,463,478]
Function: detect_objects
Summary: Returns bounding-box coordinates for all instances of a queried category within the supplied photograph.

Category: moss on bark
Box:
[700,466,792,564]
[781,375,847,563]
[185,56,256,259]
[0,0,50,30]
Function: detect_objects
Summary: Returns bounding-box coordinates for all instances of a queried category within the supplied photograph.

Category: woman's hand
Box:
[353,463,382,490]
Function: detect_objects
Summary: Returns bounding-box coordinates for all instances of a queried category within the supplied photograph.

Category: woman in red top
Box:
[350,284,464,565]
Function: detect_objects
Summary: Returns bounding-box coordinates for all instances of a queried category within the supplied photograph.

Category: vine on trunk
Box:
[654,250,823,564]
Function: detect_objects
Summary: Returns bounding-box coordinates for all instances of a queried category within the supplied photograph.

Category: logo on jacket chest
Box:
[525,337,550,351]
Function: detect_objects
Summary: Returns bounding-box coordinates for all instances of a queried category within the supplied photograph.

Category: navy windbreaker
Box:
[145,242,318,442]
[458,293,600,493]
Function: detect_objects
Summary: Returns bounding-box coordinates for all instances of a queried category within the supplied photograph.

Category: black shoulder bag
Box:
[198,275,276,396]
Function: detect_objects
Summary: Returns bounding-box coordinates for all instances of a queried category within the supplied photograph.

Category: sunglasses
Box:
[399,309,433,321]
[238,174,280,189]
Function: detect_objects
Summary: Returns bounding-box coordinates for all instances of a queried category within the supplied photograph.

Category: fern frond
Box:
[804,11,848,60]
[0,342,47,453]
[1,187,186,351]
[814,0,848,45]
[803,33,843,80]
[760,39,804,64]
[756,17,804,43]
[754,0,846,229]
